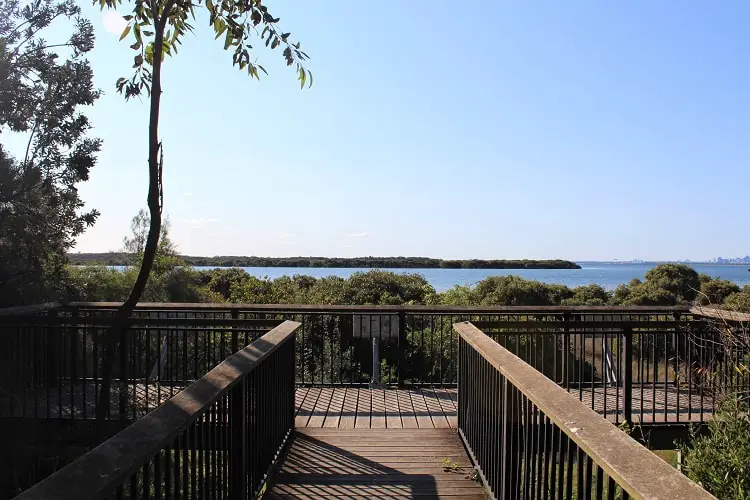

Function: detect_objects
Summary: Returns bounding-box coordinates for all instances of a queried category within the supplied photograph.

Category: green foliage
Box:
[0,0,100,306]
[342,270,435,305]
[96,0,312,99]
[66,262,748,310]
[644,264,701,302]
[680,398,750,499]
[562,284,611,305]
[698,278,741,306]
[67,253,582,270]
[724,287,750,313]
[471,276,555,306]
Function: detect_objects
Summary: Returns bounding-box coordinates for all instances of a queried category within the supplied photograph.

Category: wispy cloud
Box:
[350,232,369,238]
[102,11,128,37]
[280,233,296,239]
[183,192,193,197]
[182,217,218,229]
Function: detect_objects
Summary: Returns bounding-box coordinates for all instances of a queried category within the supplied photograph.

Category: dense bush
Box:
[60,262,747,309]
[680,398,750,499]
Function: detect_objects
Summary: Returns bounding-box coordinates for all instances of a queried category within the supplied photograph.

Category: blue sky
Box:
[29,2,750,260]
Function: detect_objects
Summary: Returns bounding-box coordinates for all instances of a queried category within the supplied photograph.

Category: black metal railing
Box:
[455,321,715,500]
[0,305,278,420]
[2,303,746,426]
[13,320,300,500]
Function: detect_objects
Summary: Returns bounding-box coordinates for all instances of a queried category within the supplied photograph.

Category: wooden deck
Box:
[294,387,458,429]
[266,428,486,499]
[569,385,716,423]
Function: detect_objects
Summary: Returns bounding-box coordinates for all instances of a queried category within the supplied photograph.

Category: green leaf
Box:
[298,67,306,89]
[119,23,131,41]
[224,30,232,50]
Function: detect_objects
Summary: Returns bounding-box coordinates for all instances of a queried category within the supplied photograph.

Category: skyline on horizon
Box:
[7,2,746,261]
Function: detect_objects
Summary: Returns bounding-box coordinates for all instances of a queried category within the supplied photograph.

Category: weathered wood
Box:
[690,305,750,323]
[384,389,401,428]
[410,389,434,428]
[13,320,301,500]
[296,388,457,429]
[370,389,387,429]
[354,388,371,429]
[306,387,333,428]
[268,429,486,499]
[397,389,419,428]
[339,387,358,429]
[454,321,715,500]
[422,387,450,428]
[66,301,690,314]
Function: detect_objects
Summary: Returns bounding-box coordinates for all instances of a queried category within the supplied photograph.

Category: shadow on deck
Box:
[266,428,486,499]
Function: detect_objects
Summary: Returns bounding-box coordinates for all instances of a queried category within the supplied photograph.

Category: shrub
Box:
[680,397,750,499]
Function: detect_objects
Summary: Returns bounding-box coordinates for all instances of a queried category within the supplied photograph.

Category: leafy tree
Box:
[94,0,312,420]
[643,264,701,303]
[471,276,554,306]
[697,278,741,306]
[0,0,100,306]
[439,285,475,306]
[562,284,611,306]
[724,287,750,313]
[342,270,436,305]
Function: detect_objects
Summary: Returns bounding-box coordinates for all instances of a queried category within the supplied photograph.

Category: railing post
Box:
[397,309,406,387]
[230,379,247,499]
[562,312,570,386]
[118,313,128,420]
[47,309,60,387]
[231,308,239,353]
[622,327,633,425]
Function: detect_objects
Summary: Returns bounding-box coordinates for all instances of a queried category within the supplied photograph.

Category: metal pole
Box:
[371,337,380,387]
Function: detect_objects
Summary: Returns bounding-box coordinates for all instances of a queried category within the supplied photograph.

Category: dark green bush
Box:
[680,398,750,499]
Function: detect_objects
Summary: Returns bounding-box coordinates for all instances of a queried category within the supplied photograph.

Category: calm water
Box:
[196,262,750,293]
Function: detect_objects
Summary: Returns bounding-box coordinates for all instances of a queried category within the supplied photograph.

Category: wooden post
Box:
[623,327,633,425]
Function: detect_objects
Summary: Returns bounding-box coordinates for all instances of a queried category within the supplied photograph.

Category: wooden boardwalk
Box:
[294,387,458,429]
[569,385,716,423]
[266,428,486,499]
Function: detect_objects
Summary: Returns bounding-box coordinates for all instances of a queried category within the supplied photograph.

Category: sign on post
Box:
[352,314,399,387]
[352,314,399,339]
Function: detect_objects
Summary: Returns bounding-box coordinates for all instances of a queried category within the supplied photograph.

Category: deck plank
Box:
[410,389,435,428]
[433,388,458,428]
[384,389,402,429]
[306,387,333,428]
[396,389,419,428]
[323,388,346,428]
[294,388,320,428]
[422,388,450,429]
[370,389,387,429]
[269,428,486,499]
[355,388,371,429]
[339,387,358,429]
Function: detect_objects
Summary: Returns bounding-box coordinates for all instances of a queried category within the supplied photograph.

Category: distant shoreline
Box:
[67,253,582,270]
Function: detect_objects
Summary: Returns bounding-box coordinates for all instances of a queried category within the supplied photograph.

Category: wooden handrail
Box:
[63,301,690,314]
[454,321,715,500]
[14,320,301,500]
[690,305,750,323]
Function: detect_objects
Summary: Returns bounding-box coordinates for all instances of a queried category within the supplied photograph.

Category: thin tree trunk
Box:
[95,18,168,422]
